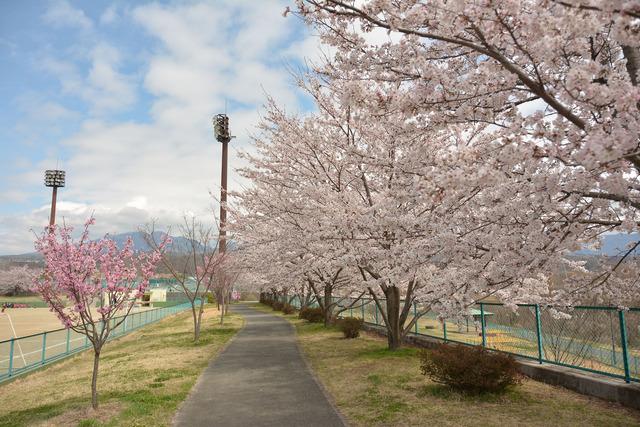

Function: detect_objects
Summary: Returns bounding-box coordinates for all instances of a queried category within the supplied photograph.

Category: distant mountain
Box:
[574,232,640,256]
[0,231,223,260]
[0,252,43,264]
[105,231,207,254]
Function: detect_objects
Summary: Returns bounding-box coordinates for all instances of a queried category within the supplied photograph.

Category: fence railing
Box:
[0,301,195,383]
[280,295,639,384]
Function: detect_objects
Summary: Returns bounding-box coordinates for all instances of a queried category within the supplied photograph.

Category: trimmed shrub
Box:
[338,317,363,338]
[282,303,296,314]
[272,301,284,311]
[299,306,324,323]
[419,344,521,394]
[206,292,216,304]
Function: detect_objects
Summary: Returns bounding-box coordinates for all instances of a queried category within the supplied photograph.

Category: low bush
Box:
[272,301,284,311]
[282,303,296,314]
[206,292,216,304]
[338,317,363,338]
[419,344,521,394]
[299,306,324,323]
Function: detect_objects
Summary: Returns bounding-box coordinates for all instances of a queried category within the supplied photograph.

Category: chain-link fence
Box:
[282,295,639,383]
[0,300,195,383]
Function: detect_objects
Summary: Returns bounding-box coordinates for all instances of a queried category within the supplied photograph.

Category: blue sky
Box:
[0,0,321,254]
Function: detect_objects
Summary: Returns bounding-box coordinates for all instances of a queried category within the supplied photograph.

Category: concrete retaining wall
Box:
[362,323,640,410]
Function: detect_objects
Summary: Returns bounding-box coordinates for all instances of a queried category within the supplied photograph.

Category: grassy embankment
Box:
[0,307,242,427]
[253,303,640,427]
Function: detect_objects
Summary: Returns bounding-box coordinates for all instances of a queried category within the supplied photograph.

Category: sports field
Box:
[0,304,156,341]
[0,302,184,381]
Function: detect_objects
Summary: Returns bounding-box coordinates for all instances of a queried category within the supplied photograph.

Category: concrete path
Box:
[173,304,346,427]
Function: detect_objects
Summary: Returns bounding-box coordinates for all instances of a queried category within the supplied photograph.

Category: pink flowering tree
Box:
[33,218,163,409]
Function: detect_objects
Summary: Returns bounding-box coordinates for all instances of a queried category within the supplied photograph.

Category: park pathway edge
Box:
[172,304,346,427]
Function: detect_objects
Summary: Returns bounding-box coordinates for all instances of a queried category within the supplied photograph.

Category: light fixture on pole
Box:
[44,169,65,227]
[213,114,232,253]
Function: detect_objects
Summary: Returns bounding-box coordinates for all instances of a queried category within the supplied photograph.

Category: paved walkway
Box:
[173,304,346,427]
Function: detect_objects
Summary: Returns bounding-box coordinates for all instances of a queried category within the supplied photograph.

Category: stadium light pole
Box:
[44,169,65,227]
[213,114,232,253]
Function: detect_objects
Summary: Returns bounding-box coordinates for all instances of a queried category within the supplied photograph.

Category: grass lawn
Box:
[0,295,48,307]
[253,303,640,427]
[0,307,242,427]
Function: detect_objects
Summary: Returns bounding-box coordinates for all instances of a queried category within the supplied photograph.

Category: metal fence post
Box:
[414,302,418,334]
[41,332,47,364]
[619,310,631,383]
[535,304,544,364]
[66,329,70,353]
[480,303,486,347]
[8,339,14,376]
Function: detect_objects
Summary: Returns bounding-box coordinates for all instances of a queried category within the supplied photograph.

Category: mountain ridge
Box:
[0,231,218,261]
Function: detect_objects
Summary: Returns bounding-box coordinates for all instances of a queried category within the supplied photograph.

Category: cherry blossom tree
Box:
[290,0,640,306]
[211,258,240,324]
[233,1,640,350]
[233,73,608,348]
[0,266,37,296]
[33,218,163,409]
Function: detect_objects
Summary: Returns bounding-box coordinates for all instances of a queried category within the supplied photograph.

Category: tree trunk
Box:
[194,320,201,342]
[191,306,200,342]
[623,45,640,86]
[323,285,333,327]
[220,293,225,325]
[91,349,101,409]
[384,286,402,350]
[197,306,205,338]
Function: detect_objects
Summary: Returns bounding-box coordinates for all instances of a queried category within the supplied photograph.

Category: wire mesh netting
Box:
[539,308,620,376]
[627,310,640,378]
[481,304,539,359]
[270,293,638,382]
[329,296,640,382]
[0,301,194,383]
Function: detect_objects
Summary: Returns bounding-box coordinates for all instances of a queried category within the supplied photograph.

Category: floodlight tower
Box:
[44,169,65,226]
[213,114,232,253]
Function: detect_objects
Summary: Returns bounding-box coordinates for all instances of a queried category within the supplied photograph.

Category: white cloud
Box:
[41,42,136,114]
[0,1,315,255]
[43,0,93,31]
[100,5,118,25]
[16,92,77,122]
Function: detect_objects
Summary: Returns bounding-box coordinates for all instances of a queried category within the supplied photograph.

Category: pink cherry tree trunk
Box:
[33,218,163,410]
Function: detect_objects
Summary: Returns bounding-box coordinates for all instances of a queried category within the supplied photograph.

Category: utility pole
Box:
[44,169,65,227]
[213,114,232,253]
